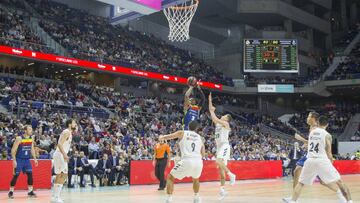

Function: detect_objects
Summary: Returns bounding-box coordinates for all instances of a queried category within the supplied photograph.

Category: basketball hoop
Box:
[163,0,199,42]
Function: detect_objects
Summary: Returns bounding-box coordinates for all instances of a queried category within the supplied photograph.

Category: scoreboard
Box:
[243,39,298,73]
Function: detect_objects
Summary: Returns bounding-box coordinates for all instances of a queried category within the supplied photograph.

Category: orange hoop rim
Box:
[167,0,199,11]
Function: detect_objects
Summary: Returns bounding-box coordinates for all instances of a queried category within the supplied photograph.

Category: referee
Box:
[153,138,171,190]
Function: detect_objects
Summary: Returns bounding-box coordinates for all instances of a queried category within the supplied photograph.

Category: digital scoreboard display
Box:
[243,39,298,73]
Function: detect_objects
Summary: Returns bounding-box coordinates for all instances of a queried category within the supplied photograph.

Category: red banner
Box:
[0,45,222,90]
[130,160,283,185]
[0,160,52,190]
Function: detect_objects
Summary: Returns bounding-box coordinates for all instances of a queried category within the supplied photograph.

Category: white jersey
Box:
[215,123,230,147]
[55,129,72,154]
[179,130,203,159]
[307,127,329,159]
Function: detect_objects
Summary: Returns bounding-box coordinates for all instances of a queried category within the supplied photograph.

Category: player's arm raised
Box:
[159,131,184,141]
[58,131,70,162]
[11,136,21,168]
[31,136,38,166]
[184,86,194,111]
[197,84,206,110]
[325,133,334,163]
[208,93,229,128]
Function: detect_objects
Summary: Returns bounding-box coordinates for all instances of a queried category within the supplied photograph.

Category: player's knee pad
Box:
[26,172,34,185]
[10,174,19,186]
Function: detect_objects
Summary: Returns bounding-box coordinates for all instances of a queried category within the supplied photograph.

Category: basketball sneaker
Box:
[229,173,236,186]
[51,197,64,203]
[28,191,37,198]
[8,191,14,199]
[282,197,296,203]
[218,188,228,200]
[194,195,201,203]
[165,195,173,203]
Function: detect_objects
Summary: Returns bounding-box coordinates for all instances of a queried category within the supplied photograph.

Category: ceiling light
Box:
[27,62,34,66]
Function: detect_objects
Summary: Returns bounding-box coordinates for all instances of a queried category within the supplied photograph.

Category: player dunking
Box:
[183,82,205,130]
[52,119,77,203]
[208,93,236,200]
[8,125,38,199]
[159,121,205,203]
[284,112,346,202]
[284,116,352,203]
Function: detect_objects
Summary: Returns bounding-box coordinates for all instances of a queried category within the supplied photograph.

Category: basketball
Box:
[187,76,197,87]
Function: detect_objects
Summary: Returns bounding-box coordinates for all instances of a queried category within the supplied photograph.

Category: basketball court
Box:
[1,175,359,203]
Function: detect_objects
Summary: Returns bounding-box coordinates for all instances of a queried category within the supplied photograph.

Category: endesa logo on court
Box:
[0,45,222,90]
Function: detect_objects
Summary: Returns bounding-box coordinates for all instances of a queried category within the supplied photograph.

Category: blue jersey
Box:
[296,153,307,167]
[183,105,200,130]
[16,136,33,159]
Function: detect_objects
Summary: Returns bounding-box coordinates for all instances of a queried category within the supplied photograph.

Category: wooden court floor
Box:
[1,174,359,203]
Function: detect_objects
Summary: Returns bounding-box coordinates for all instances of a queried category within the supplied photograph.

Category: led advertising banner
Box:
[0,45,222,90]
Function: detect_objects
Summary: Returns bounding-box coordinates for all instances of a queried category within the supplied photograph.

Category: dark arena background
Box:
[0,0,359,202]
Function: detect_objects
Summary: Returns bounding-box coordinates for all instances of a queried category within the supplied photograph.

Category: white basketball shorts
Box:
[299,158,341,185]
[53,151,68,175]
[170,158,203,180]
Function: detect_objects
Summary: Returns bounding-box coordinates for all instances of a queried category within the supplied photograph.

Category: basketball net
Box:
[163,0,199,42]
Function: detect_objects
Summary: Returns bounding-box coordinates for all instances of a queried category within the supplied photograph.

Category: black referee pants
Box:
[155,158,167,189]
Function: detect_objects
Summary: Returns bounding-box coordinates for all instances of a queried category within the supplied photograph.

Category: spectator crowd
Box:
[0,0,233,86]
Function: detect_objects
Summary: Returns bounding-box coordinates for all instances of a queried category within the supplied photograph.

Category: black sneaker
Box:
[28,191,37,198]
[8,191,14,199]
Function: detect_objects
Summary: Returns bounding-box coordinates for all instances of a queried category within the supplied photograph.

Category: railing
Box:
[0,73,63,84]
[325,73,360,81]
[0,37,53,54]
[7,99,109,119]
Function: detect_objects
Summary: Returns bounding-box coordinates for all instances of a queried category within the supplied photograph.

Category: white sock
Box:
[220,186,225,191]
[337,189,344,196]
[227,171,233,176]
[194,193,200,198]
[10,187,14,192]
[54,184,63,199]
[166,194,172,201]
[28,186,33,192]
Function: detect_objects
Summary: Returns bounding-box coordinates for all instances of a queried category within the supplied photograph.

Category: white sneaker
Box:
[193,196,201,203]
[52,197,64,203]
[218,189,228,201]
[229,173,236,186]
[51,197,57,203]
[165,196,173,203]
[337,192,347,203]
[282,197,296,203]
